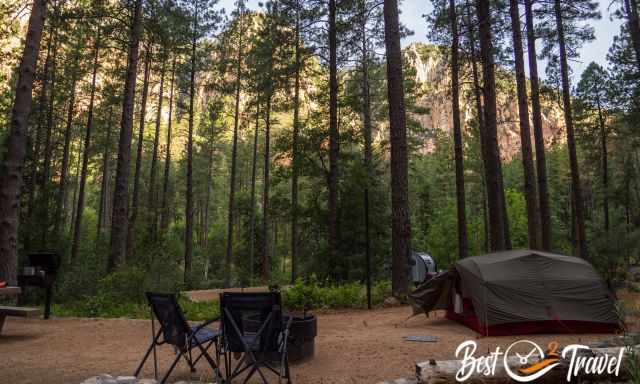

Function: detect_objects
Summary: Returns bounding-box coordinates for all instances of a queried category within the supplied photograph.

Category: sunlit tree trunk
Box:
[449,0,468,259]
[98,107,114,237]
[71,25,101,263]
[509,0,540,249]
[290,0,301,284]
[384,0,411,298]
[160,57,176,235]
[524,0,552,250]
[39,26,59,247]
[148,49,167,239]
[249,98,260,285]
[0,0,47,286]
[475,0,508,251]
[225,11,244,287]
[127,45,151,259]
[185,23,197,286]
[54,50,79,241]
[109,0,143,271]
[328,0,340,277]
[554,0,587,259]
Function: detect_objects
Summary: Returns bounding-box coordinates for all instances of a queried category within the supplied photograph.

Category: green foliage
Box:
[53,294,220,321]
[282,276,392,310]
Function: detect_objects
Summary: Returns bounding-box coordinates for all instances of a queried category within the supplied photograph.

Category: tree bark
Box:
[328,0,340,278]
[262,93,272,283]
[109,0,143,271]
[597,99,609,232]
[25,21,54,234]
[225,12,244,288]
[475,0,508,251]
[624,0,640,72]
[185,28,197,286]
[0,0,47,285]
[71,25,101,263]
[524,0,552,251]
[127,45,151,260]
[148,49,167,239]
[249,98,260,285]
[450,0,468,259]
[361,1,374,307]
[39,26,59,247]
[509,0,540,249]
[98,106,114,237]
[384,0,411,298]
[160,57,176,235]
[54,50,79,241]
[554,0,588,259]
[290,0,301,284]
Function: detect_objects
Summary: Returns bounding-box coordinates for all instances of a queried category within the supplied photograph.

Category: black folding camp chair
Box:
[220,292,292,384]
[134,292,222,384]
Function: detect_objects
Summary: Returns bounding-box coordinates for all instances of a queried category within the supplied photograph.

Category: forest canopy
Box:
[0,0,639,303]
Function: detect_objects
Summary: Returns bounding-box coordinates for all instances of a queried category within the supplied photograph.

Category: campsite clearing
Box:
[0,306,619,384]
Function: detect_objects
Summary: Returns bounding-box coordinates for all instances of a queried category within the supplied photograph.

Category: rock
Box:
[137,379,157,384]
[81,377,99,384]
[383,297,401,307]
[116,376,137,384]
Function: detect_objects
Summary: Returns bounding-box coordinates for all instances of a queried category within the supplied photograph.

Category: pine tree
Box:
[109,0,144,271]
[383,0,410,298]
[0,0,48,285]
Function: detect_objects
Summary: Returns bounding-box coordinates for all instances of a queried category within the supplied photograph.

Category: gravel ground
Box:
[0,306,618,384]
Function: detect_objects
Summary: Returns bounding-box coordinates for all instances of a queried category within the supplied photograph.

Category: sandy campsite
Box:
[0,305,619,384]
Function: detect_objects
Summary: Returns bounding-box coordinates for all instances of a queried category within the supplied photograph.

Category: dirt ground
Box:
[0,306,619,384]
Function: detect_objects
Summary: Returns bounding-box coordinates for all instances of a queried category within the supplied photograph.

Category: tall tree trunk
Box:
[69,138,83,239]
[554,0,587,259]
[262,93,272,283]
[53,51,79,241]
[26,21,54,234]
[361,2,374,308]
[524,0,552,250]
[185,29,197,286]
[509,0,540,249]
[39,26,59,247]
[0,0,47,286]
[160,57,176,235]
[290,0,301,284]
[475,0,508,251]
[467,4,510,251]
[225,12,243,288]
[109,0,143,271]
[328,0,340,277]
[127,45,151,259]
[384,0,411,298]
[71,25,101,263]
[450,0,468,259]
[597,100,609,232]
[98,106,114,237]
[148,49,166,239]
[203,124,214,251]
[249,98,260,285]
[624,0,640,72]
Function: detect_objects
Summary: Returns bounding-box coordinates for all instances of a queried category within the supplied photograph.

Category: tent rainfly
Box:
[410,250,621,336]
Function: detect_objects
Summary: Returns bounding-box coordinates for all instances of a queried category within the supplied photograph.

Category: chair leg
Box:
[160,351,183,384]
[134,331,162,377]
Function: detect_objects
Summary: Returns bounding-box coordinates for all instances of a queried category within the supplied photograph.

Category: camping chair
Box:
[134,292,222,384]
[220,292,292,383]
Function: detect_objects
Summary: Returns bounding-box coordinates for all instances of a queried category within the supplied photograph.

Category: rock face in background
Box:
[405,43,566,160]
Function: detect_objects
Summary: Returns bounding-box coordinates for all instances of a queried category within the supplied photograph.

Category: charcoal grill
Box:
[18,251,60,319]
